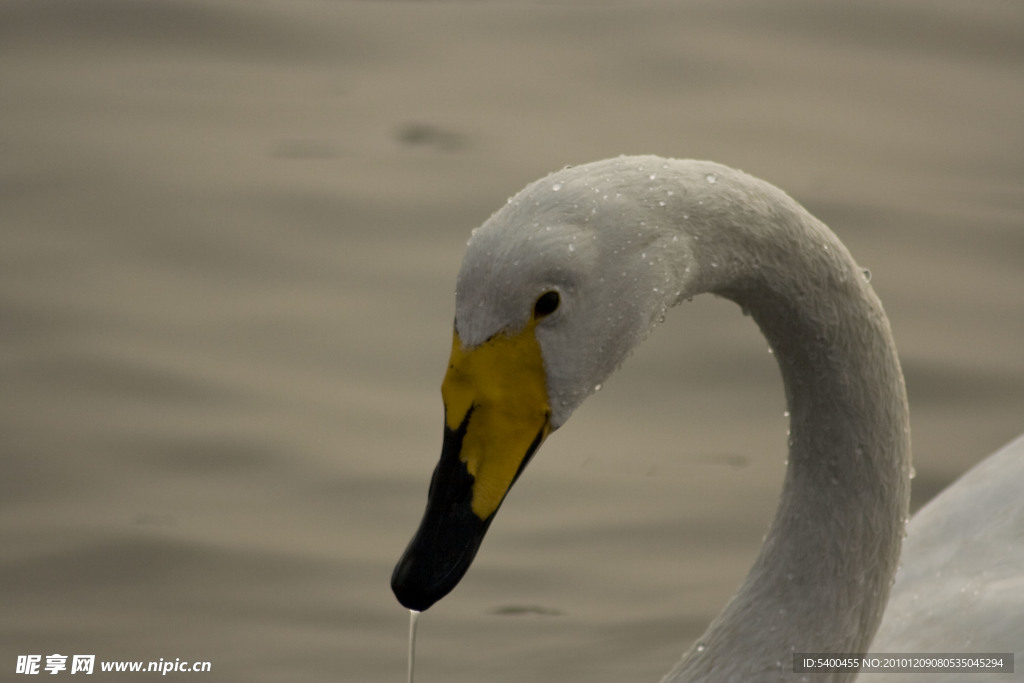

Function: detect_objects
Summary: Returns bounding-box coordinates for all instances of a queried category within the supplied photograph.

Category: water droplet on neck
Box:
[861,268,872,282]
[551,182,563,191]
[705,173,718,184]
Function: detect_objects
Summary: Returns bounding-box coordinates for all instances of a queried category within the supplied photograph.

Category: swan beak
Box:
[392,326,551,611]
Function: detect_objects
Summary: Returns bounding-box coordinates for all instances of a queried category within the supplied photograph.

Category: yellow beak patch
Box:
[441,322,552,520]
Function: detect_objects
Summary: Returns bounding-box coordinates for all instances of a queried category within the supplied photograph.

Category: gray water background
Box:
[2,1,1022,680]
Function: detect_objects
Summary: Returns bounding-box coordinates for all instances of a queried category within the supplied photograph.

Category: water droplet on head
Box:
[705,173,718,184]
[551,182,563,192]
[861,269,872,282]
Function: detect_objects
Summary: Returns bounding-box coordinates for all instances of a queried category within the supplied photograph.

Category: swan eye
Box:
[533,291,560,319]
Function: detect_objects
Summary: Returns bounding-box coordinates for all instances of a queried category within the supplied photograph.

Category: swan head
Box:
[392,158,697,611]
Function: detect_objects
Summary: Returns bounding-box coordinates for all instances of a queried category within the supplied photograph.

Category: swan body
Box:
[869,433,1024,675]
[391,156,1022,681]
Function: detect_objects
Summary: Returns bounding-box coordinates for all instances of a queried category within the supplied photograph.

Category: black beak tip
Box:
[391,417,493,612]
[391,553,442,612]
[390,517,489,612]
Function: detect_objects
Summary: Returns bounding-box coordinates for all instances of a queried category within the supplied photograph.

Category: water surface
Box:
[2,1,1022,680]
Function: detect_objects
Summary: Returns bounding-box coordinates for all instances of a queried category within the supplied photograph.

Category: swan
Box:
[390,156,1022,681]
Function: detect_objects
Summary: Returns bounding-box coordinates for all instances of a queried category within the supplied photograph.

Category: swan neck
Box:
[664,163,911,680]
